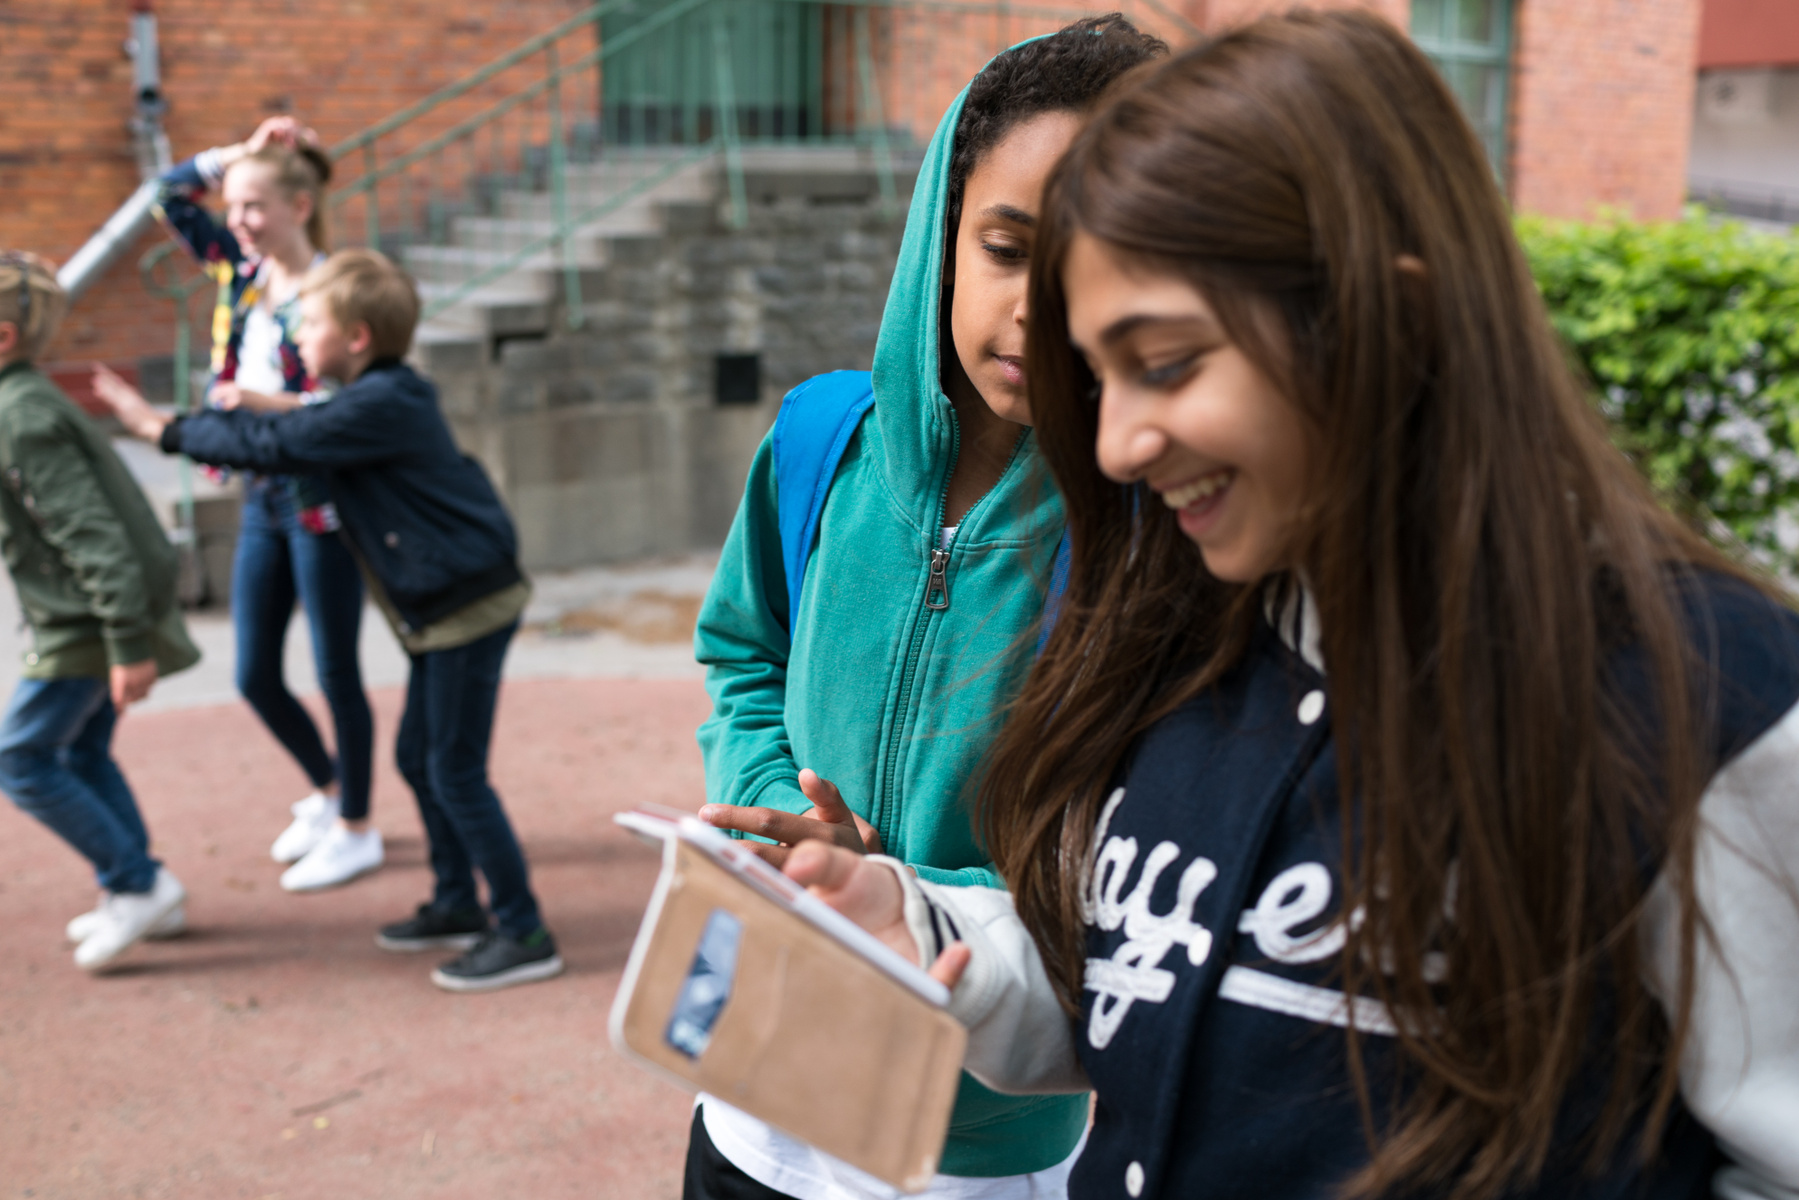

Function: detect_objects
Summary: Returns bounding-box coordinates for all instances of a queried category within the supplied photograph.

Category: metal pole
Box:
[127,2,172,179]
[362,143,381,251]
[711,4,748,229]
[173,292,195,558]
[545,41,585,330]
[56,180,160,301]
[853,7,897,217]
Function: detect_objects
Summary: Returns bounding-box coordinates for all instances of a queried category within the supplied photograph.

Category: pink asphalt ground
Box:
[1,678,714,1199]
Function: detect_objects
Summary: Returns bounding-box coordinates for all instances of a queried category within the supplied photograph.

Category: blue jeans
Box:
[0,678,159,894]
[395,621,542,938]
[233,478,374,820]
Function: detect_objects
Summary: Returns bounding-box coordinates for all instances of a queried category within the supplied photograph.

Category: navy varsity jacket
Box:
[887,572,1799,1200]
[161,360,524,633]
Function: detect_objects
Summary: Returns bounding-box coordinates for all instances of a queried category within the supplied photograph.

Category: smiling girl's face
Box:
[1063,231,1312,583]
[222,160,312,260]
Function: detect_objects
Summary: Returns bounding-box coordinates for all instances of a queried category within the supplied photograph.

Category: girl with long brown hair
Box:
[777,10,1799,1200]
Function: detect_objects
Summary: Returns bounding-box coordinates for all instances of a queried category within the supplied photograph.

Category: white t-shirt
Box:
[234,299,288,396]
[701,1098,1084,1200]
[700,522,1084,1200]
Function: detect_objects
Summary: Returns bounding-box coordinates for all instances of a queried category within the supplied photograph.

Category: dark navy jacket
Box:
[1062,575,1799,1200]
[162,361,523,632]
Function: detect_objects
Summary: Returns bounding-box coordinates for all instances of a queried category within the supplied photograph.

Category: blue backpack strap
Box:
[1037,529,1073,655]
[771,370,876,632]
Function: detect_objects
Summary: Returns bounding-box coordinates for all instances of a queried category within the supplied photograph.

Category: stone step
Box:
[558,148,717,186]
[396,144,920,352]
[457,210,661,251]
[402,243,606,288]
[494,160,719,221]
[496,180,715,223]
[416,281,551,339]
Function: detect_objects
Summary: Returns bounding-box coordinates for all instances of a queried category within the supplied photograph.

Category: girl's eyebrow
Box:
[982,203,1035,226]
[1098,311,1219,346]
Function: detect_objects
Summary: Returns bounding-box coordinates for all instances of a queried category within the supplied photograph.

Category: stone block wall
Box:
[419,192,908,570]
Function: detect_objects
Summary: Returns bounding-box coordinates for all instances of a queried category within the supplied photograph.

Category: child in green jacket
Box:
[687,19,1166,1200]
[0,252,200,973]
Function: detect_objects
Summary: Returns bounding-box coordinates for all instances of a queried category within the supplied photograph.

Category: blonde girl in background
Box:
[94,116,378,893]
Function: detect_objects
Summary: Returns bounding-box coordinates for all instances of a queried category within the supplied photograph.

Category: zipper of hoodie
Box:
[872,410,962,847]
[873,415,1027,849]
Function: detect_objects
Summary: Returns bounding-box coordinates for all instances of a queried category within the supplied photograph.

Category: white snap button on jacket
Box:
[1126,1161,1145,1197]
[1298,689,1325,725]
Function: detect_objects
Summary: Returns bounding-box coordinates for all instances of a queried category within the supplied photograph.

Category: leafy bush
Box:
[1518,210,1799,570]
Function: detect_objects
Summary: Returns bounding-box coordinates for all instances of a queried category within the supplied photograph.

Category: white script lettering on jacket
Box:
[1080,787,1397,1049]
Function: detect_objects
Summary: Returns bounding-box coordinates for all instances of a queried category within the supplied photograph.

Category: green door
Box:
[601,0,824,145]
[1411,0,1514,179]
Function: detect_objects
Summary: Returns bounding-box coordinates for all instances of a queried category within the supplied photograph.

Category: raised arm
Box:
[159,389,401,476]
[154,117,322,269]
[94,364,400,477]
[153,151,243,270]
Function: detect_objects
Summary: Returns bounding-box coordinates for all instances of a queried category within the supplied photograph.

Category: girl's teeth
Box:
[1162,473,1231,509]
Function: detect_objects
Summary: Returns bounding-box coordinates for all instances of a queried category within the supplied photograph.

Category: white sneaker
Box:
[66,896,187,944]
[271,791,340,863]
[280,825,384,893]
[73,867,187,972]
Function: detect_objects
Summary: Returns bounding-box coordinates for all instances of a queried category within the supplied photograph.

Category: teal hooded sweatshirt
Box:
[693,80,1087,1177]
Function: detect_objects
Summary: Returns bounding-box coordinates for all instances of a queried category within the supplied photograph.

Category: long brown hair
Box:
[982,10,1770,1197]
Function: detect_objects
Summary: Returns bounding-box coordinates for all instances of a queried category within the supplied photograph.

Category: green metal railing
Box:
[134,0,1199,537]
[141,0,1198,335]
[131,0,1199,567]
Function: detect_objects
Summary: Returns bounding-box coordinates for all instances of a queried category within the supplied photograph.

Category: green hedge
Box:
[1518,210,1799,571]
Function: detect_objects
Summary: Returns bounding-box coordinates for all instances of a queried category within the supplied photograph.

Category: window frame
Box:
[1411,0,1516,185]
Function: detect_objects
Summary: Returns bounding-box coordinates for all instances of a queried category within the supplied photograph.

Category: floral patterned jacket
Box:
[153,150,338,532]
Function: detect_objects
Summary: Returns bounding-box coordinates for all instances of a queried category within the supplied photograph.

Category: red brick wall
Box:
[1509,0,1702,219]
[866,0,1206,153]
[0,0,588,378]
[1698,0,1799,69]
[1204,0,1408,32]
[2,0,1702,383]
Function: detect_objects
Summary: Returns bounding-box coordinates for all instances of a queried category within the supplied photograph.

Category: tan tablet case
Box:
[610,838,967,1192]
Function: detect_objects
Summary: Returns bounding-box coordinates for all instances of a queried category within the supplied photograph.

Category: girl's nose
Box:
[1095,390,1166,483]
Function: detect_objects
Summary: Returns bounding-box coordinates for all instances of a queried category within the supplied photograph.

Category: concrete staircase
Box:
[405,144,919,354]
[395,141,923,573]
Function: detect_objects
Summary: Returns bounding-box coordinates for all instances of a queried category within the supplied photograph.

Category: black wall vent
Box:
[715,353,762,406]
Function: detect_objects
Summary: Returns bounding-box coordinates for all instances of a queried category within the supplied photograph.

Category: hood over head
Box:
[869,37,1052,525]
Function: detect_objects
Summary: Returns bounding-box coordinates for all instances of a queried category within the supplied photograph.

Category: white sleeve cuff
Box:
[865,857,1088,1094]
[194,148,228,188]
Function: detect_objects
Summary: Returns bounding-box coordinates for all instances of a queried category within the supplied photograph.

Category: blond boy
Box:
[101,250,560,992]
[0,252,199,971]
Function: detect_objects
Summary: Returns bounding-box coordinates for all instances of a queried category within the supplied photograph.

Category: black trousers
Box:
[683,1106,800,1200]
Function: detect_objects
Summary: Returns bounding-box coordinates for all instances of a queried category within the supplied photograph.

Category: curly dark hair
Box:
[945,14,1168,231]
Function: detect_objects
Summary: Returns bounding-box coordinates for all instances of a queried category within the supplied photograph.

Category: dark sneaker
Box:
[375,904,490,953]
[430,928,564,993]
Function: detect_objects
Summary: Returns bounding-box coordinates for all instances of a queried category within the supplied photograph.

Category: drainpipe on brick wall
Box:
[127,0,172,180]
[56,0,171,300]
